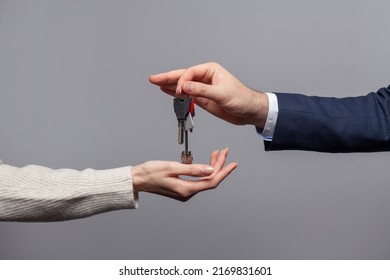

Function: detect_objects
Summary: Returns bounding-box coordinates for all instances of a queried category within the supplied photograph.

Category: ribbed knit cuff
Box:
[0,164,138,222]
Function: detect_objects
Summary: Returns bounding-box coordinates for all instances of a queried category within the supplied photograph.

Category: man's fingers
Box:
[150,63,224,106]
[149,69,185,86]
[177,62,218,87]
[177,62,219,92]
[161,85,177,92]
[181,81,220,101]
[160,86,176,96]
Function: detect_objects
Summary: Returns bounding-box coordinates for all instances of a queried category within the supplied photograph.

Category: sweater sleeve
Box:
[0,162,138,222]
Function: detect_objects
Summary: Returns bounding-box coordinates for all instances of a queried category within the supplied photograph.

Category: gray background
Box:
[0,0,389,259]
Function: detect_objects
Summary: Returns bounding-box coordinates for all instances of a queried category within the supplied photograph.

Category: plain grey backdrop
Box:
[0,0,389,259]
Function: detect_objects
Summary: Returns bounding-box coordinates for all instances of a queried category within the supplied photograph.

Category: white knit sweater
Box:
[0,160,138,222]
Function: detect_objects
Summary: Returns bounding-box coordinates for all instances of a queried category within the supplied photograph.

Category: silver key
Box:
[178,121,184,144]
[181,130,193,164]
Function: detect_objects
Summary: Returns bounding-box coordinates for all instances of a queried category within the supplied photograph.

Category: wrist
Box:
[250,90,269,128]
[131,165,144,193]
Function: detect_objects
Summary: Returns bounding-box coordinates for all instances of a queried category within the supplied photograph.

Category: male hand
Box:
[149,62,268,128]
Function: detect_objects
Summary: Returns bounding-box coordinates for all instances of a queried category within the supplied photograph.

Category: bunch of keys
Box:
[173,97,195,164]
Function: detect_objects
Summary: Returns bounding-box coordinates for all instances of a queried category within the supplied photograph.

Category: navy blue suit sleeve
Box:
[265,85,390,152]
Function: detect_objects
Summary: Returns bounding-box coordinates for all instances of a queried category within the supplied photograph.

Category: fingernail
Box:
[203,167,215,175]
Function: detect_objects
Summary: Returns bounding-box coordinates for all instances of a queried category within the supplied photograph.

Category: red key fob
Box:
[190,99,195,117]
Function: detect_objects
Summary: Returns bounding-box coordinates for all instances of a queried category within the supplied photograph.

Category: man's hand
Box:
[149,62,269,128]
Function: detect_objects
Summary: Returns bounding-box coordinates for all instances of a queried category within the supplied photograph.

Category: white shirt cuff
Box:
[256,92,279,141]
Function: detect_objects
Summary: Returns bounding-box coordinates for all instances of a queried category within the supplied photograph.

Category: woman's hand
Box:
[131,148,237,201]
